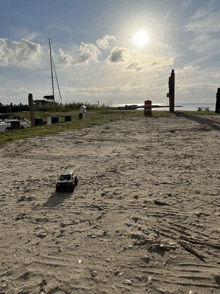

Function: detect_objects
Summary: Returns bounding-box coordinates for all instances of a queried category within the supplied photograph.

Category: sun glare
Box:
[134,30,149,47]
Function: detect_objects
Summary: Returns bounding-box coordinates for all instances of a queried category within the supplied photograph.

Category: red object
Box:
[144,100,152,115]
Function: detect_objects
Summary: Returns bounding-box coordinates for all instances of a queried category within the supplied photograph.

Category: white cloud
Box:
[188,34,220,53]
[148,56,175,70]
[185,8,220,53]
[107,47,174,72]
[14,39,42,64]
[59,48,74,67]
[125,61,143,72]
[176,65,195,74]
[107,47,131,63]
[0,38,42,67]
[0,39,14,66]
[186,10,220,33]
[96,35,116,50]
[77,42,101,64]
[59,42,101,66]
[131,55,175,72]
[15,28,40,42]
[26,32,41,41]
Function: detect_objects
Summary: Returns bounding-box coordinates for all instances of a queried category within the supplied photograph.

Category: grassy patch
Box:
[177,111,217,115]
[0,109,142,146]
[1,108,219,147]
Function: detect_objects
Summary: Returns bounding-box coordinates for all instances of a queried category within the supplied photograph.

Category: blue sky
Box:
[0,0,220,105]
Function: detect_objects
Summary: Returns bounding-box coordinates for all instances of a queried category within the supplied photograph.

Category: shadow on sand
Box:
[175,112,220,131]
[43,190,73,208]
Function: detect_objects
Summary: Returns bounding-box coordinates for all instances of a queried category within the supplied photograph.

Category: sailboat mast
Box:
[49,38,55,100]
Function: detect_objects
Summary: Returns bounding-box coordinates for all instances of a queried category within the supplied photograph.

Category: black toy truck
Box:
[56,170,78,192]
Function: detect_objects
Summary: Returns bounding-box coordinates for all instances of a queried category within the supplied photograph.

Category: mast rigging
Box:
[49,38,55,100]
[47,39,62,103]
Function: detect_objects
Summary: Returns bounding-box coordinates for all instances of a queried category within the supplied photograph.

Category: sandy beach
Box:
[1,113,220,294]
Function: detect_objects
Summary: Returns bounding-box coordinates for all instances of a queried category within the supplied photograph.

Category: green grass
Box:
[0,109,141,147]
[0,107,218,147]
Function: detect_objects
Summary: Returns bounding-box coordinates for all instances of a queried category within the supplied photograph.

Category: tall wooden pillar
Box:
[28,93,35,127]
[168,69,175,113]
[215,88,220,113]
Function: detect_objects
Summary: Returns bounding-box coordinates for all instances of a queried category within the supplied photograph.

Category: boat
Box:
[34,39,62,106]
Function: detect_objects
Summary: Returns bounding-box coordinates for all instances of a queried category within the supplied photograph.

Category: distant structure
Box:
[0,102,29,113]
[167,69,175,113]
[33,96,56,106]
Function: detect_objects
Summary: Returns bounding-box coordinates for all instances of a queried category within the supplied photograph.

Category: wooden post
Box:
[168,76,171,110]
[65,116,71,122]
[28,93,35,127]
[51,117,59,124]
[34,118,43,126]
[168,69,175,113]
[215,88,220,113]
[11,120,21,129]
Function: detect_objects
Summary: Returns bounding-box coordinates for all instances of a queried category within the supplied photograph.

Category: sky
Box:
[0,0,220,106]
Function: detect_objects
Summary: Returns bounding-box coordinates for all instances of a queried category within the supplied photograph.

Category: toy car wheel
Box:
[75,177,78,186]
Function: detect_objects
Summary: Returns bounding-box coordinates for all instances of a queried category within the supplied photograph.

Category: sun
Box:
[134,30,149,47]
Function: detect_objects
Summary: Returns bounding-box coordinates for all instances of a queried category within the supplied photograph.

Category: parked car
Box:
[0,119,31,132]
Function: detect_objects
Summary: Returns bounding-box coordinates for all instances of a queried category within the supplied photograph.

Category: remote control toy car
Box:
[56,170,78,192]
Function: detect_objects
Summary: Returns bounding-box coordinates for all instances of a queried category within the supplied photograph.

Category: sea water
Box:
[114,103,216,111]
[174,103,216,112]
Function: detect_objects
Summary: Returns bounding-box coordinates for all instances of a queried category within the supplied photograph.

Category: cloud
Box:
[125,61,142,72]
[107,47,174,72]
[0,38,42,67]
[163,10,170,20]
[125,55,175,72]
[188,34,219,53]
[59,49,74,67]
[77,42,101,64]
[59,42,101,66]
[185,8,220,53]
[96,35,116,50]
[186,9,220,33]
[15,28,40,42]
[0,39,14,66]
[14,39,42,64]
[107,47,131,63]
[149,56,175,69]
[26,32,41,41]
[176,65,195,74]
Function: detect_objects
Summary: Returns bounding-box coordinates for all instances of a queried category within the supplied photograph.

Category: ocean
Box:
[114,103,216,112]
[174,103,216,112]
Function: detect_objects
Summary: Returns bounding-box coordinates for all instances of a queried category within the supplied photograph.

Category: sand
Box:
[1,113,220,294]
